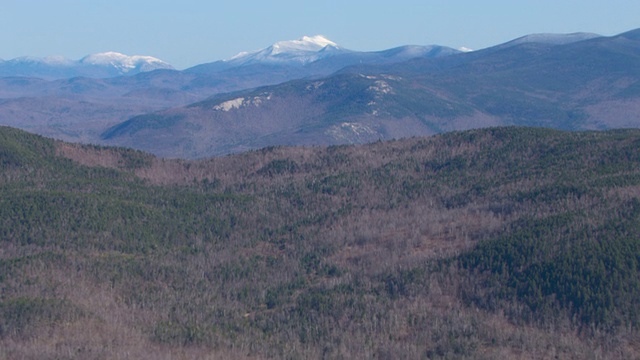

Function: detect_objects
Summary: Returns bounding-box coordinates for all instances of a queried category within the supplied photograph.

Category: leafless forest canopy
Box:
[1,126,640,359]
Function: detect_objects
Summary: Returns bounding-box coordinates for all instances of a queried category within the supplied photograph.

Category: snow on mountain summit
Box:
[270,35,339,54]
[227,35,347,65]
[81,52,174,72]
[0,52,174,79]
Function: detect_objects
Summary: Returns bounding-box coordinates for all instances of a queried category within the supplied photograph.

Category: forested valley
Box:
[1,125,640,359]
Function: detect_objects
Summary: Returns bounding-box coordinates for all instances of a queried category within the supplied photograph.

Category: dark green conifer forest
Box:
[1,125,640,359]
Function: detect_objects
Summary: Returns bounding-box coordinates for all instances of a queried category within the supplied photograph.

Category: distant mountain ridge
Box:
[101,29,640,158]
[0,52,174,79]
[493,32,602,49]
[0,32,606,80]
[225,35,345,65]
[0,35,462,146]
[2,30,640,158]
[184,35,460,75]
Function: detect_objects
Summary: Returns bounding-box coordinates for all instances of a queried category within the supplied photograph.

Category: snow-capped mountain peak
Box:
[227,35,346,65]
[0,52,174,79]
[271,35,339,53]
[80,52,173,72]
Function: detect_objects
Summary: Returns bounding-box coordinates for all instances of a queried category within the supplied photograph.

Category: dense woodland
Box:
[1,125,640,359]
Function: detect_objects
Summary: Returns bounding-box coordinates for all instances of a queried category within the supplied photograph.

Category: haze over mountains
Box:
[2,30,640,158]
[0,52,174,79]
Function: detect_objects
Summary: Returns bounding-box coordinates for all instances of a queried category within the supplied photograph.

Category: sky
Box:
[2,0,639,69]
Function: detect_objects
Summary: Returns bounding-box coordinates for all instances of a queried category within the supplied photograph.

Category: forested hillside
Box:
[1,125,640,359]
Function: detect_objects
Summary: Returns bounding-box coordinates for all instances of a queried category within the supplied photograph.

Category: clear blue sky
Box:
[2,0,639,69]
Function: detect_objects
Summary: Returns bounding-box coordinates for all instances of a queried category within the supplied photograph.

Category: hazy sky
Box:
[2,0,639,69]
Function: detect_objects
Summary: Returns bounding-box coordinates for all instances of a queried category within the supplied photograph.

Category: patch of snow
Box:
[80,52,173,72]
[458,47,473,52]
[0,52,173,78]
[226,35,345,65]
[270,35,338,54]
[302,35,338,48]
[229,51,250,61]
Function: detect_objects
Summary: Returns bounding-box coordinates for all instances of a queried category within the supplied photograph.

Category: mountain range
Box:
[2,30,640,158]
[4,32,640,358]
[0,52,174,79]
